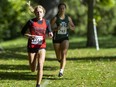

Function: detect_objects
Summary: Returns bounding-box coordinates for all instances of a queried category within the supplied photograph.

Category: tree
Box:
[83,0,116,47]
[33,0,60,20]
[0,0,30,41]
[0,0,116,43]
[86,0,96,47]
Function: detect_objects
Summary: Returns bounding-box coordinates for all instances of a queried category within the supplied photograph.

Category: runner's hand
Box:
[27,1,31,7]
[28,35,36,40]
[48,32,53,38]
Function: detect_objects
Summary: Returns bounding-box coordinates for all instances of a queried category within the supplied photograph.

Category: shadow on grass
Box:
[0,64,29,70]
[1,36,116,52]
[43,75,72,80]
[44,56,116,62]
[2,46,27,53]
[0,64,60,80]
[44,66,58,71]
[0,51,27,60]
[69,36,116,49]
[0,71,71,80]
[1,36,116,53]
[0,72,36,80]
[0,65,68,81]
[0,64,58,71]
[0,56,115,81]
[45,57,57,61]
[67,56,116,62]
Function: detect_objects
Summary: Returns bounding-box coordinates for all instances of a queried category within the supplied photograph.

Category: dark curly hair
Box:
[58,2,67,9]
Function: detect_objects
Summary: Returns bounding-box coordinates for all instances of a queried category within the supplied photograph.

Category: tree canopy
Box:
[0,0,116,42]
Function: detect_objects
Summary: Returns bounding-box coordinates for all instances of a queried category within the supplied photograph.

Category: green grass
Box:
[0,36,116,87]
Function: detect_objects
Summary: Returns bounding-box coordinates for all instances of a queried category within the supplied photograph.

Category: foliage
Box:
[0,0,116,41]
[98,0,115,8]
[61,0,116,36]
[0,0,31,41]
[94,0,116,35]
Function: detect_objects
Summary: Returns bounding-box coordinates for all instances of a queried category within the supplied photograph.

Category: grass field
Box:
[0,36,116,87]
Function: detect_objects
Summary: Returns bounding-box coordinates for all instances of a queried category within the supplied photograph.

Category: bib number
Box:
[31,36,43,45]
[58,22,67,34]
[58,27,67,34]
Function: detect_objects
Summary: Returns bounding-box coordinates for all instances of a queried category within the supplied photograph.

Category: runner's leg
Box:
[53,43,61,62]
[28,52,37,72]
[59,40,69,76]
[36,49,46,85]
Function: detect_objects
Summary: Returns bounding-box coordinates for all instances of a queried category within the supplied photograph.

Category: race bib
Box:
[58,27,67,34]
[31,36,43,45]
[58,22,67,34]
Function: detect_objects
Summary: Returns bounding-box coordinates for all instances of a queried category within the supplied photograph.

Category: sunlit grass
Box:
[0,36,116,87]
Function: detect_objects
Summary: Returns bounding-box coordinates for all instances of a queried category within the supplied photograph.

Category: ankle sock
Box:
[60,69,64,73]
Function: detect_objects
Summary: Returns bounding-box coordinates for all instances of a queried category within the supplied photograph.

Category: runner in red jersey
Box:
[21,5,53,87]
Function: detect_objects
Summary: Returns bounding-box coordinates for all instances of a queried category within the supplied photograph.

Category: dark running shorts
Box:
[27,48,45,53]
[53,37,69,43]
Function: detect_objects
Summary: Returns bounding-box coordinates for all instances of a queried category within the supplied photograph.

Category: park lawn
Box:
[0,36,116,87]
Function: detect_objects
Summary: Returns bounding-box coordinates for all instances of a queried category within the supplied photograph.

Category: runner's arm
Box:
[68,16,75,31]
[27,1,34,13]
[50,17,60,32]
[46,20,53,38]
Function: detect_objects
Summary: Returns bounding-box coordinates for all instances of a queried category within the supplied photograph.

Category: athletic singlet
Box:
[53,15,69,40]
[21,18,52,49]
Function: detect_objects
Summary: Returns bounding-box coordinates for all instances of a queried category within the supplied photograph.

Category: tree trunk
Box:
[36,0,60,20]
[86,0,96,47]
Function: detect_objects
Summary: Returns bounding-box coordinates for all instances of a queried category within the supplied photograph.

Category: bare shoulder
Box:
[51,16,57,24]
[68,16,72,21]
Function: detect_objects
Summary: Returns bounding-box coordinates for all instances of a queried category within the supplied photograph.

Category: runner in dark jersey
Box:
[21,5,53,87]
[51,2,75,77]
[52,14,69,43]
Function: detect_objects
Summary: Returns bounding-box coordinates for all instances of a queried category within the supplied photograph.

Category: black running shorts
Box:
[27,48,45,53]
[53,37,69,43]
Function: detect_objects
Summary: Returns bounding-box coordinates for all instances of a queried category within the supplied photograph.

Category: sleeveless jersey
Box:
[28,18,47,48]
[53,15,69,40]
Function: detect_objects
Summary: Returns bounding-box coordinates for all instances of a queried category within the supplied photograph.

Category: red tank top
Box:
[28,18,47,49]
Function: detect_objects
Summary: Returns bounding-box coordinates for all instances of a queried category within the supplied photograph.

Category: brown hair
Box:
[58,2,67,9]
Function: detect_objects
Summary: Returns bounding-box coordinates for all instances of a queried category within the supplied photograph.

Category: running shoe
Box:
[58,72,63,77]
[36,84,40,87]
